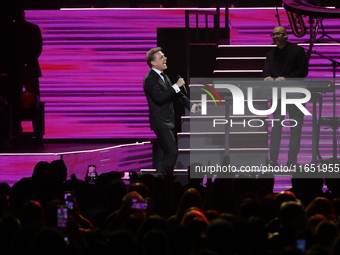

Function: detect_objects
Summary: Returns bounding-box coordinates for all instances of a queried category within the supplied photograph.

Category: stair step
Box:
[215,58,266,70]
[177,149,269,169]
[178,132,268,149]
[217,45,275,57]
[213,70,264,78]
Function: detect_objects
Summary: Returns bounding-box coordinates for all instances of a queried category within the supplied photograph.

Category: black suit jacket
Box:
[11,20,43,78]
[143,69,192,131]
[263,41,308,78]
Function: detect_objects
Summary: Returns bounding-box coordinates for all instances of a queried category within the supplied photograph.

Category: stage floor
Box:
[0,139,154,187]
[2,141,121,153]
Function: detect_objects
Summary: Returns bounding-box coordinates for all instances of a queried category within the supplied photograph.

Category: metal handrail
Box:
[185,10,219,44]
[185,9,220,85]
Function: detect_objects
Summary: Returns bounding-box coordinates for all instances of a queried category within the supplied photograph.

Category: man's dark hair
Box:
[146,47,162,68]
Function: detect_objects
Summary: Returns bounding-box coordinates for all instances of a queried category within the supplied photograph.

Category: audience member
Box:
[315,220,339,251]
[137,214,169,243]
[9,177,37,217]
[31,161,58,206]
[50,159,68,187]
[84,178,127,228]
[331,197,340,220]
[183,163,206,200]
[305,197,336,221]
[204,217,236,255]
[332,235,340,255]
[0,213,21,254]
[104,190,149,232]
[306,214,328,235]
[0,192,9,218]
[167,225,194,255]
[267,201,309,253]
[19,200,45,228]
[168,187,204,226]
[106,228,138,255]
[142,229,168,255]
[128,182,149,199]
[31,226,71,255]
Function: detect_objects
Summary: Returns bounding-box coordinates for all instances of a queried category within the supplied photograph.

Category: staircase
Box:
[177,45,276,170]
[214,45,275,78]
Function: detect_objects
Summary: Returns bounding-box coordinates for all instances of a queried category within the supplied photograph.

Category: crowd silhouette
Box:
[0,159,340,255]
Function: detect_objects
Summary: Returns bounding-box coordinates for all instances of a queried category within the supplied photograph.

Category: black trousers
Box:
[153,128,178,172]
[270,102,304,164]
[4,74,41,133]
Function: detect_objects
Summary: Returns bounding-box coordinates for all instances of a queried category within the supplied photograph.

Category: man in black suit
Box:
[143,47,200,172]
[263,26,308,167]
[9,8,43,136]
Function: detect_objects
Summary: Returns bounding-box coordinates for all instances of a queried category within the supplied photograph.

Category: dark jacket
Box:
[143,69,191,130]
[263,41,308,78]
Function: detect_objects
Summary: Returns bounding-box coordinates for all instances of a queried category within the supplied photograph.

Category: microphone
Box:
[176,75,187,94]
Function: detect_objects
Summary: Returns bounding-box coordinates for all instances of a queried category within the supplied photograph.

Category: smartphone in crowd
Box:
[296,238,306,252]
[64,191,75,210]
[295,232,307,252]
[130,199,148,210]
[57,205,68,228]
[121,171,132,180]
[86,165,98,184]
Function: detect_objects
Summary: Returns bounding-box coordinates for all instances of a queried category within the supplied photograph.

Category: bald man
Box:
[263,26,309,167]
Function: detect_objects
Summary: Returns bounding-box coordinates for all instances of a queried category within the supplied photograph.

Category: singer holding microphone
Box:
[143,47,200,172]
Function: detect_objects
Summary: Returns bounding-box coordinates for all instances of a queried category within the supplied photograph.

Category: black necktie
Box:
[160,73,170,87]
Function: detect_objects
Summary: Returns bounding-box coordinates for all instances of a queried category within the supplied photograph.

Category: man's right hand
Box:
[195,104,201,112]
[264,76,274,81]
[176,77,185,87]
